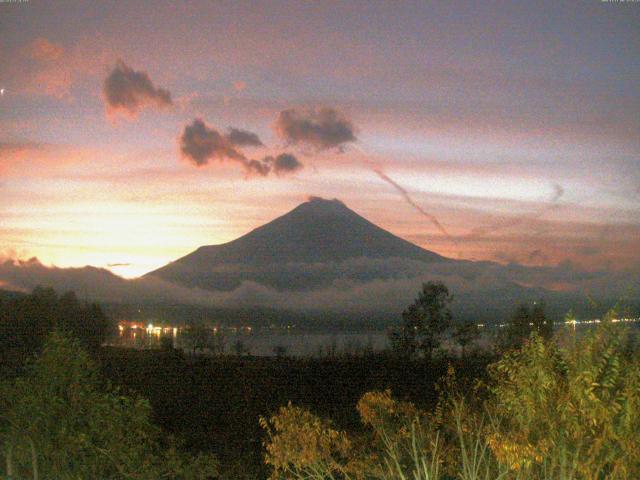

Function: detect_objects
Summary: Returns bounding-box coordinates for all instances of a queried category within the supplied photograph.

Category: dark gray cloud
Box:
[103,60,172,117]
[0,258,222,305]
[226,128,264,147]
[275,107,356,151]
[180,119,245,166]
[180,119,302,177]
[263,153,303,175]
[550,183,564,203]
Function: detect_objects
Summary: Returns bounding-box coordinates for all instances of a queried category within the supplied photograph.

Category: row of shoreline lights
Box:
[492,317,639,329]
[118,323,255,335]
[118,318,639,334]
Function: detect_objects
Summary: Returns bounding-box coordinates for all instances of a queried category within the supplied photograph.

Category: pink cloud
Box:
[24,37,64,62]
[8,36,114,98]
[0,142,100,178]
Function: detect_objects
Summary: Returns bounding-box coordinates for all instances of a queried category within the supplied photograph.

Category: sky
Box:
[1,0,639,279]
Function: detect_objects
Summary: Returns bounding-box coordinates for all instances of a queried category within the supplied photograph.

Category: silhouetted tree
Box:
[273,345,288,358]
[390,281,453,359]
[233,339,250,356]
[57,291,110,351]
[452,320,479,357]
[182,324,214,355]
[0,287,112,369]
[159,335,175,351]
[531,301,553,339]
[501,301,553,350]
[503,303,531,349]
[212,329,227,355]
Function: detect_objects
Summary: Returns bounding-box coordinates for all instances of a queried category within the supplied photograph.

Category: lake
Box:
[109,317,639,356]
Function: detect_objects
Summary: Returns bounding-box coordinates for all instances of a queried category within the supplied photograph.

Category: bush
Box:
[261,319,640,480]
[260,403,351,479]
[488,320,640,478]
[0,332,218,480]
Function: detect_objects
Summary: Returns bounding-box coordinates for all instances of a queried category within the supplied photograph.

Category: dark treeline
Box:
[0,287,112,371]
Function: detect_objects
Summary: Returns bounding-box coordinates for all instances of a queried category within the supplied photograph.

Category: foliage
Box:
[262,319,639,480]
[488,318,640,479]
[260,403,352,479]
[452,320,480,357]
[0,287,111,368]
[261,387,460,480]
[0,332,218,480]
[98,347,490,479]
[357,389,444,480]
[181,324,219,355]
[233,338,250,356]
[500,301,553,351]
[389,282,453,359]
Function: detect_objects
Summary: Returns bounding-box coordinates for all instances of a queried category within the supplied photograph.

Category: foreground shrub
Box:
[488,321,640,479]
[0,332,218,480]
[262,320,640,480]
[260,403,352,479]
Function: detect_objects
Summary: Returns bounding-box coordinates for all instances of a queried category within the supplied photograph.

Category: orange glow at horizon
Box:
[2,145,640,277]
[1,2,638,278]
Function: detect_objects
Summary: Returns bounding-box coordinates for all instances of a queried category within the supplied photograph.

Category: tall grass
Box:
[261,320,639,480]
[378,424,441,480]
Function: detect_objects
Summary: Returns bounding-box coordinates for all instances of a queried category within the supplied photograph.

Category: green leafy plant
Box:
[262,317,639,480]
[0,332,218,480]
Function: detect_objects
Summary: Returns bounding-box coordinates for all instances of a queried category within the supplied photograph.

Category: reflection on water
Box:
[111,321,389,356]
[108,317,639,357]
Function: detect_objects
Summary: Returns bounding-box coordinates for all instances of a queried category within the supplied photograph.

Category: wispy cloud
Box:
[467,183,564,238]
[9,36,112,98]
[372,168,456,245]
[24,37,64,62]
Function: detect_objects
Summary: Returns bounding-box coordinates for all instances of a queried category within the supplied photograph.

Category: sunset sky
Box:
[1,1,638,279]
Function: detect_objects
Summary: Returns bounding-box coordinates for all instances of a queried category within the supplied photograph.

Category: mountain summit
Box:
[146,197,447,291]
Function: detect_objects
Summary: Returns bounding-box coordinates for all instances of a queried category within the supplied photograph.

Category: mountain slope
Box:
[146,197,448,291]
